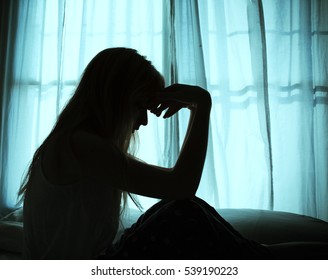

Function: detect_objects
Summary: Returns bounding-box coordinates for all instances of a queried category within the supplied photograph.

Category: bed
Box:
[1,207,328,259]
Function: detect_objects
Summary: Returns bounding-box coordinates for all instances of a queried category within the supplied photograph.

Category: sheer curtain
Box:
[0,0,327,221]
[192,0,328,219]
[0,0,166,214]
[0,0,20,216]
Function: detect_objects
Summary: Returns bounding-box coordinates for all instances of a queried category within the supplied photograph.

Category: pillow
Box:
[0,221,23,253]
[119,208,328,245]
[218,208,328,244]
[1,208,23,222]
[0,208,24,254]
[118,208,328,245]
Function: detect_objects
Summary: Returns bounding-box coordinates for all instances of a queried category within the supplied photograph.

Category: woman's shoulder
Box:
[41,131,80,185]
[42,128,126,185]
[70,128,128,185]
[70,128,123,161]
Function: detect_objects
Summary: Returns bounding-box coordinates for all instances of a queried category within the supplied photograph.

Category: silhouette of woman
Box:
[19,48,271,259]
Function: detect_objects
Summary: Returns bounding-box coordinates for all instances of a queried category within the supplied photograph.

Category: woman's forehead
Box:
[134,90,154,105]
[134,86,157,98]
[132,77,163,101]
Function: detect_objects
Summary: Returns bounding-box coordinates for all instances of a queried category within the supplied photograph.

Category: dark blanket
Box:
[104,197,271,259]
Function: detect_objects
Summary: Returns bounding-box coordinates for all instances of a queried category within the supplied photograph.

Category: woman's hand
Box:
[147,84,211,118]
[123,84,211,200]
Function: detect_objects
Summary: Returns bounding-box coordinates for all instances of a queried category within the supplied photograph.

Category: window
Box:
[1,0,327,220]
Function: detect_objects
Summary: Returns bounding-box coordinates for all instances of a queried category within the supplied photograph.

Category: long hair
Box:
[18,48,164,210]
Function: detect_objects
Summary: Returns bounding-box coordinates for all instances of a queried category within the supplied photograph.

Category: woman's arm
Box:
[71,84,211,200]
[124,84,212,200]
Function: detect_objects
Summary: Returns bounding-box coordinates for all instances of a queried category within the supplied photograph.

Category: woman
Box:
[19,48,270,259]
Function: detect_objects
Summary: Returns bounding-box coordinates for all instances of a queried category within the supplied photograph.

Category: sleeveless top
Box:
[22,136,124,259]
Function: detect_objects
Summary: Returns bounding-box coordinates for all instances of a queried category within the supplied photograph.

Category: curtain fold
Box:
[196,0,273,209]
[173,0,220,207]
[0,0,20,216]
[262,0,327,219]
[162,0,180,168]
[246,0,274,210]
[311,0,328,220]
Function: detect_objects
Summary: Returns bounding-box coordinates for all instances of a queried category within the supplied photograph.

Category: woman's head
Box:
[18,48,163,205]
[74,48,164,152]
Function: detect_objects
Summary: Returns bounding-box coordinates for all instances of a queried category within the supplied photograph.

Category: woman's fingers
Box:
[159,84,211,106]
[150,101,171,116]
[163,104,183,118]
[146,84,210,119]
[150,101,184,118]
[147,100,183,118]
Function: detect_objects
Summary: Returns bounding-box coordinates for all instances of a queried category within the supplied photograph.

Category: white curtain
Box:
[1,0,327,221]
[1,0,166,212]
[193,0,328,219]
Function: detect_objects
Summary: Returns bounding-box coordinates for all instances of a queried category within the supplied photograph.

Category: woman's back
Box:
[23,131,122,259]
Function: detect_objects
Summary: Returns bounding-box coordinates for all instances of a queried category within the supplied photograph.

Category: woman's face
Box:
[129,74,164,133]
[130,89,154,132]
